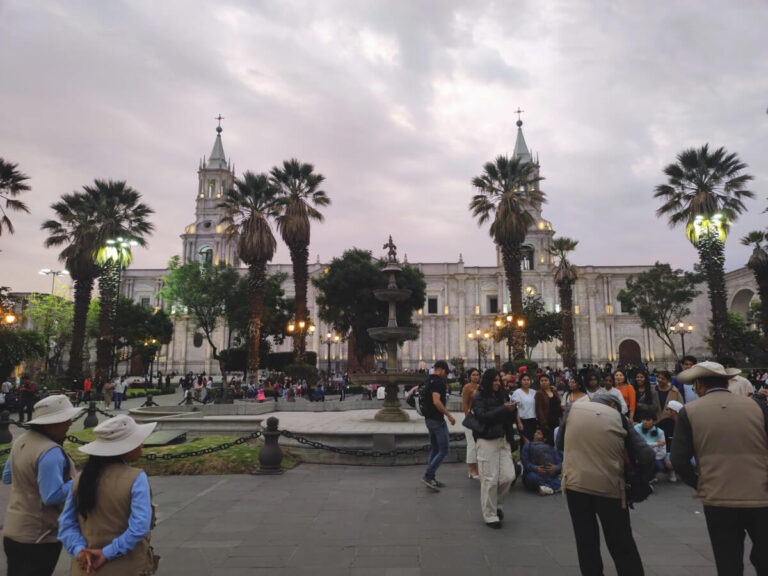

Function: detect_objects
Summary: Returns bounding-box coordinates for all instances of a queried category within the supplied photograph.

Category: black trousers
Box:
[703,505,768,576]
[17,401,33,423]
[3,537,62,576]
[565,489,644,576]
[521,418,537,442]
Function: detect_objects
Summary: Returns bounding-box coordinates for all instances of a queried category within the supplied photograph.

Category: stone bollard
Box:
[0,411,13,444]
[255,416,283,475]
[83,401,99,429]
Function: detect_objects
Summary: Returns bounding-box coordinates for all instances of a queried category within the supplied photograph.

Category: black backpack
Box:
[406,379,429,416]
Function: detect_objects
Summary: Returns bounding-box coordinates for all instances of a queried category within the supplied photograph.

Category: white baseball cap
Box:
[666,400,684,413]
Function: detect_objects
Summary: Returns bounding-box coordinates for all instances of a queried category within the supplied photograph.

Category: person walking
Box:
[59,415,159,575]
[113,377,127,410]
[16,375,37,423]
[461,368,481,479]
[557,394,654,576]
[3,395,84,576]
[671,361,768,576]
[102,378,115,410]
[472,369,518,528]
[420,360,455,491]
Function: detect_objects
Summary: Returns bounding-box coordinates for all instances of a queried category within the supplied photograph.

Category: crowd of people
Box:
[418,357,768,576]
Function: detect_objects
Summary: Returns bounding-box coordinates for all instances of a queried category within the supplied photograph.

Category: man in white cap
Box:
[671,361,768,576]
[2,395,83,576]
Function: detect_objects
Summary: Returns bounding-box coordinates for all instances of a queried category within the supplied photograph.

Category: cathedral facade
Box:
[120,123,759,376]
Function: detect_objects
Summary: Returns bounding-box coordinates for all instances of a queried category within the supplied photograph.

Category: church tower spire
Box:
[180,117,238,267]
[512,108,531,163]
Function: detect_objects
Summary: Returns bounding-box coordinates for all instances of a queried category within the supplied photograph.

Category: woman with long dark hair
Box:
[632,371,659,424]
[615,369,636,421]
[534,374,562,444]
[59,415,158,575]
[472,369,518,529]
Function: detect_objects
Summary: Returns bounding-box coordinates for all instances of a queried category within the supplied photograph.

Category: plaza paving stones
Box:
[0,461,759,575]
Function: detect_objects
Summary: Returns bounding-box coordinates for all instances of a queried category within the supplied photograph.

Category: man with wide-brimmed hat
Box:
[2,395,84,576]
[671,361,768,576]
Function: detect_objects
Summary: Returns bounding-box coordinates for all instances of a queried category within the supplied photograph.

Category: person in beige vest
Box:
[557,394,654,576]
[670,361,768,576]
[58,415,158,575]
[2,395,83,576]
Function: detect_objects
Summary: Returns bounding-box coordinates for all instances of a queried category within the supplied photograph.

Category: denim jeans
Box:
[425,418,450,480]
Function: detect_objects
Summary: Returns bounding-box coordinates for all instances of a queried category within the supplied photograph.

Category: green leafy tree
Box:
[549,237,579,368]
[0,158,31,237]
[218,171,280,384]
[113,297,173,376]
[470,155,545,360]
[24,292,74,375]
[270,159,331,361]
[704,312,766,365]
[159,258,241,377]
[741,231,768,341]
[42,192,101,381]
[0,329,45,381]
[617,263,701,360]
[312,248,425,365]
[654,144,754,358]
[495,295,562,360]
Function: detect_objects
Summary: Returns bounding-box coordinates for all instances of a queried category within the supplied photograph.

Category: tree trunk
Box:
[246,260,267,386]
[559,281,577,369]
[500,242,525,360]
[95,261,120,383]
[697,231,731,359]
[288,242,310,363]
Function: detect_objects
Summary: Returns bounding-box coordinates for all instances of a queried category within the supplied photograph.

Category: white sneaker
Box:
[668,470,677,483]
[538,485,554,496]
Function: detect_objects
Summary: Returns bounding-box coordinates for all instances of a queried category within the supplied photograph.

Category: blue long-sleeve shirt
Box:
[521,442,563,475]
[2,447,73,506]
[58,469,152,561]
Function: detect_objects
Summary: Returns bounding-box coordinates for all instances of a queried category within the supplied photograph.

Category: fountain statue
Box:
[367,236,419,422]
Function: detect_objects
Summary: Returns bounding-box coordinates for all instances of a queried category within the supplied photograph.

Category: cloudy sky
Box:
[1,0,767,295]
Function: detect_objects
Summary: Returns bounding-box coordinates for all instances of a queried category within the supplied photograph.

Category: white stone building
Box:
[121,123,760,376]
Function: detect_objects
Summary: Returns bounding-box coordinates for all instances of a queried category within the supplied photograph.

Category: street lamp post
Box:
[287,319,316,364]
[669,321,694,357]
[494,314,526,362]
[467,328,491,369]
[39,269,69,294]
[38,269,69,374]
[320,332,340,379]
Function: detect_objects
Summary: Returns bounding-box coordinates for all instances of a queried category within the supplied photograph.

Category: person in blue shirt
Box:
[670,355,697,403]
[521,427,563,495]
[3,394,83,576]
[59,415,158,575]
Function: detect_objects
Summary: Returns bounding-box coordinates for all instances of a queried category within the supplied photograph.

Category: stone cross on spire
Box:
[215,114,224,133]
[514,107,524,125]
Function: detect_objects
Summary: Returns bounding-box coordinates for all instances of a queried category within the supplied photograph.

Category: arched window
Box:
[198,246,213,266]
[521,244,534,271]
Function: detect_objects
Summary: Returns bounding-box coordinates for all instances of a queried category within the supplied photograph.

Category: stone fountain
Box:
[367,237,419,422]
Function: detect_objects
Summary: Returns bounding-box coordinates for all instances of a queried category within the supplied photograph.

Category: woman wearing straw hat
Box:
[2,394,84,576]
[58,415,159,575]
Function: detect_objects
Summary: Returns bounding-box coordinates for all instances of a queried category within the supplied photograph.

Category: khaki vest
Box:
[562,401,627,501]
[4,429,75,544]
[685,390,768,507]
[71,464,158,576]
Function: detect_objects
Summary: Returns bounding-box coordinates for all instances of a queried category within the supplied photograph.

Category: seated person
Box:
[521,428,562,495]
[634,408,676,482]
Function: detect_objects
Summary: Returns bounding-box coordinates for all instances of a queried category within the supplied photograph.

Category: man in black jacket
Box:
[421,360,455,491]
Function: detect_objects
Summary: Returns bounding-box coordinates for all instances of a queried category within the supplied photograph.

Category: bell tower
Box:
[181,117,238,266]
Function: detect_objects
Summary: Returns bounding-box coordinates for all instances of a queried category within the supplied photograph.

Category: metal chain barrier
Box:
[279,430,466,458]
[95,408,115,418]
[141,431,262,461]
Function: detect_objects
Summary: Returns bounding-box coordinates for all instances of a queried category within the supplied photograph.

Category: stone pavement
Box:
[0,462,756,576]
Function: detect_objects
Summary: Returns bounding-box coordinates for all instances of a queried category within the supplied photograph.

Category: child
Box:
[634,408,676,482]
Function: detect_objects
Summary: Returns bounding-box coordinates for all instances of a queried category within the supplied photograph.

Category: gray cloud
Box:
[1,0,767,295]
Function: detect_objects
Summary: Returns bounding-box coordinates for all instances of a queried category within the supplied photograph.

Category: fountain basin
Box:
[367,326,419,342]
[373,288,412,302]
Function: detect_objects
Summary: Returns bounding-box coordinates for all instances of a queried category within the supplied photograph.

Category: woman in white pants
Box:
[471,369,519,529]
[462,368,481,479]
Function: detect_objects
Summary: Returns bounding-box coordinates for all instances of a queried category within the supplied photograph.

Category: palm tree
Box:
[270,158,330,362]
[42,193,101,382]
[549,237,579,369]
[0,159,31,237]
[219,171,279,385]
[470,155,545,359]
[655,144,754,358]
[741,231,768,337]
[80,180,154,383]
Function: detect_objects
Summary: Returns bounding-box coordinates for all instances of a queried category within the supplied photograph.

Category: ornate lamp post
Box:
[38,269,69,294]
[320,332,340,378]
[286,319,315,364]
[494,314,526,362]
[467,328,491,369]
[669,321,694,357]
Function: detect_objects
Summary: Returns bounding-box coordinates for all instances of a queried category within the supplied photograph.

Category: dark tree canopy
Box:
[312,248,426,363]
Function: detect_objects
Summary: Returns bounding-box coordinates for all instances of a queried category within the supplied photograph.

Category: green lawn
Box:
[0,430,297,476]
